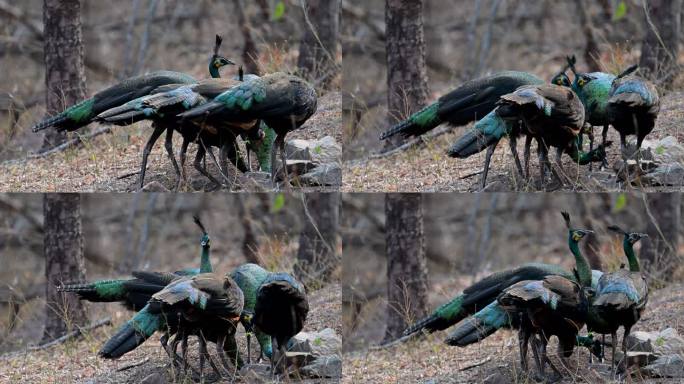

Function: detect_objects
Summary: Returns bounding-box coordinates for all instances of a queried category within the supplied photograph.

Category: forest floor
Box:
[0,92,341,193]
[343,91,684,192]
[0,283,341,384]
[342,282,684,384]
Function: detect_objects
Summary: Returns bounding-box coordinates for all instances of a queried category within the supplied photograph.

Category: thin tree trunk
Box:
[237,194,260,264]
[41,0,87,149]
[42,193,87,343]
[573,0,601,72]
[295,193,340,287]
[232,0,260,75]
[642,193,681,282]
[297,0,340,87]
[384,193,428,341]
[639,0,682,82]
[384,0,429,149]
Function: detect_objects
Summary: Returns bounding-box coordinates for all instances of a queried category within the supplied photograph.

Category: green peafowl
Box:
[586,225,648,374]
[33,35,239,189]
[495,84,609,187]
[177,72,318,190]
[380,71,544,140]
[100,272,245,381]
[254,272,309,374]
[58,215,212,309]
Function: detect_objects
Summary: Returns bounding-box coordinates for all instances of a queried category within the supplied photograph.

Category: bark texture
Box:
[42,0,87,149]
[384,193,428,341]
[642,193,681,282]
[639,0,682,82]
[298,0,340,88]
[42,193,88,343]
[295,193,340,287]
[384,0,429,149]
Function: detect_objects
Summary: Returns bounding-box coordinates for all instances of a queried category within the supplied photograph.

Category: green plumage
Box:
[65,98,95,124]
[572,72,614,126]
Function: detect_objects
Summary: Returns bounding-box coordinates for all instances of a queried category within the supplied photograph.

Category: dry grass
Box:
[343,283,684,384]
[343,91,684,192]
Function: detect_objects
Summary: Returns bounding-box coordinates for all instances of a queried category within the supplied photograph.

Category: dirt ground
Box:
[0,283,341,384]
[343,91,684,192]
[342,282,684,384]
[0,92,341,193]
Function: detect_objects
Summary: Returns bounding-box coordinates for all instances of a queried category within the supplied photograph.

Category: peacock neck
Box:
[624,237,640,272]
[209,62,221,79]
[199,244,212,273]
[569,234,591,287]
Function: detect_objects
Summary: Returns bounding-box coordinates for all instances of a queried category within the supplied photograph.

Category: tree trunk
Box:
[639,0,682,82]
[642,193,681,282]
[384,193,428,341]
[573,0,601,72]
[232,0,260,75]
[42,0,87,149]
[297,0,340,88]
[237,194,260,264]
[384,0,429,149]
[42,193,88,343]
[295,193,340,287]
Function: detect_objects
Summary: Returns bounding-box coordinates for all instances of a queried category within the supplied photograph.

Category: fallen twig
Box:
[29,126,112,159]
[29,317,111,350]
[117,357,150,371]
[370,332,419,350]
[459,356,491,371]
[370,125,453,159]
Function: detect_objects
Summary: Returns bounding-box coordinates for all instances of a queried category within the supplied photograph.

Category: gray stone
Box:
[274,160,317,181]
[285,136,341,165]
[642,135,684,164]
[291,328,341,357]
[642,164,684,186]
[300,163,342,186]
[238,363,270,383]
[245,171,274,189]
[300,355,342,378]
[643,354,684,378]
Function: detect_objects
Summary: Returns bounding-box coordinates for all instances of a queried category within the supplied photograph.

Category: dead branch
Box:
[29,317,112,350]
[29,126,112,158]
[459,356,492,371]
[117,357,150,371]
[370,124,453,159]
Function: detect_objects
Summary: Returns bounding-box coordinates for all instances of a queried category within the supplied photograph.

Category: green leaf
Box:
[313,145,322,155]
[313,337,322,346]
[271,193,285,213]
[655,145,666,155]
[613,0,627,21]
[613,193,627,213]
[655,336,665,347]
[272,1,285,21]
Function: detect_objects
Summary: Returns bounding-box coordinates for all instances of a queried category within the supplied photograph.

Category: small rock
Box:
[300,355,342,378]
[274,160,317,181]
[300,163,342,186]
[643,354,684,378]
[291,328,342,357]
[642,164,684,186]
[140,372,166,384]
[642,136,684,164]
[238,363,270,383]
[245,171,274,189]
[141,181,169,192]
[626,328,684,356]
[285,136,341,165]
[284,351,315,368]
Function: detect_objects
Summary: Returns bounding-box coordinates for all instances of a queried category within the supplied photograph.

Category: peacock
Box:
[58,216,213,309]
[254,272,309,373]
[586,225,649,373]
[99,272,245,381]
[177,72,318,190]
[494,84,608,187]
[380,71,544,140]
[32,35,239,189]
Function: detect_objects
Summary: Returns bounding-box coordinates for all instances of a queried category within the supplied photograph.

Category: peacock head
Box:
[608,225,648,245]
[200,233,211,247]
[212,55,235,69]
[551,72,571,87]
[561,211,594,242]
[573,73,595,89]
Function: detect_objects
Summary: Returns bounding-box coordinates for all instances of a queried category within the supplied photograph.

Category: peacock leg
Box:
[177,138,190,191]
[480,140,498,190]
[601,125,609,168]
[536,139,546,187]
[181,332,190,375]
[518,327,530,372]
[270,336,278,376]
[622,325,632,373]
[611,331,618,377]
[163,127,181,187]
[193,143,223,188]
[601,334,605,363]
[139,124,166,189]
[524,135,532,180]
[246,333,252,364]
[530,336,543,377]
[270,135,278,184]
[509,135,524,181]
[199,331,222,379]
